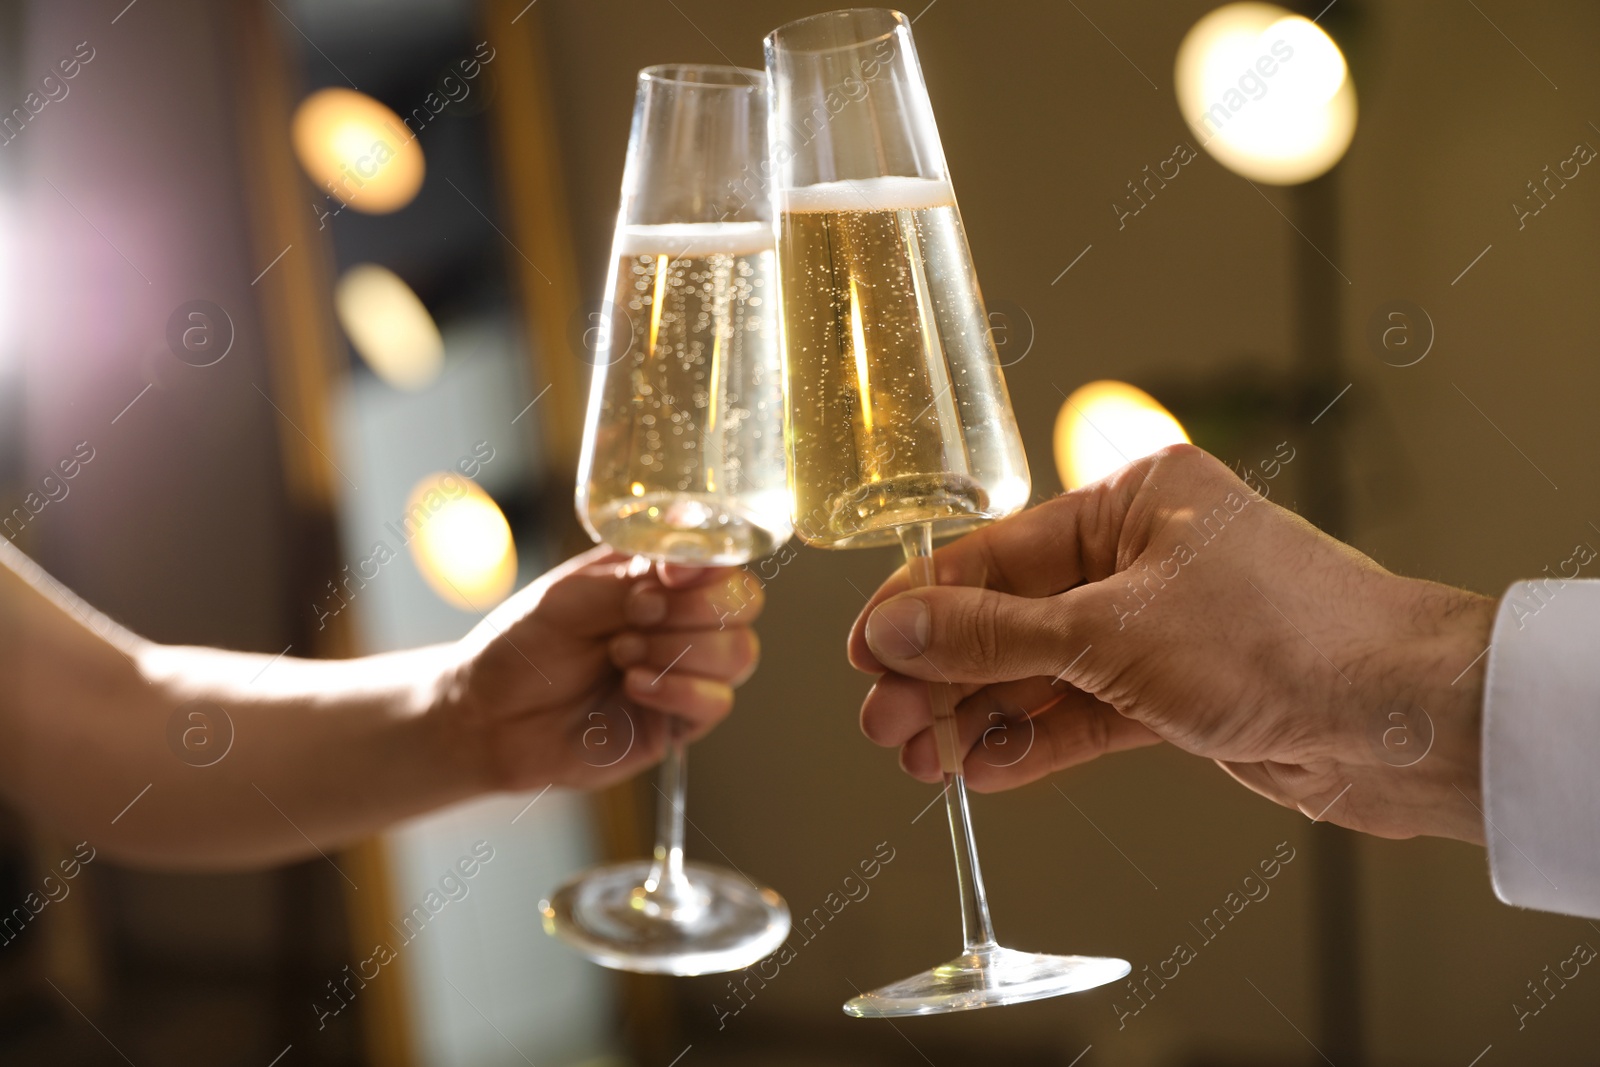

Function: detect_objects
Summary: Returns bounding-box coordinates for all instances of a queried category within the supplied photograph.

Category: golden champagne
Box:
[578,222,791,563]
[777,177,1030,549]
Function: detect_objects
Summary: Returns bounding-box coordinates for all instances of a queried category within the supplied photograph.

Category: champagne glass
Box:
[542,64,791,976]
[765,10,1131,1015]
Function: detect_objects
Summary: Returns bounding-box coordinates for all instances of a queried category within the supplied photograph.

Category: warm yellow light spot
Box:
[630,481,646,497]
[406,475,517,610]
[334,264,444,390]
[848,277,872,432]
[647,254,669,357]
[1175,4,1356,185]
[1054,381,1190,490]
[292,88,425,214]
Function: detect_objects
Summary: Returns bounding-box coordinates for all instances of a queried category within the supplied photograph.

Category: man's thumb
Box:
[863,587,1092,684]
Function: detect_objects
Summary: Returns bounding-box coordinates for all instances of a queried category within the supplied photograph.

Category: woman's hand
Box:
[439,546,763,793]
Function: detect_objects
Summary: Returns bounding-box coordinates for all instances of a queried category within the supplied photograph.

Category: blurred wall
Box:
[13,1,361,1062]
[536,2,1600,1064]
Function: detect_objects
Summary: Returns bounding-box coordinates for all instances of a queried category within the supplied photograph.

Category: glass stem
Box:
[899,522,999,956]
[643,717,694,907]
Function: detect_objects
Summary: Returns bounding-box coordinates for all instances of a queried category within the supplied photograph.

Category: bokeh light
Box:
[334,263,444,390]
[291,88,425,214]
[406,474,518,610]
[1054,381,1190,490]
[1175,3,1356,185]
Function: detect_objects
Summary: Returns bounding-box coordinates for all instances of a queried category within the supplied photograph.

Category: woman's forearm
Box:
[0,540,765,870]
[0,542,489,870]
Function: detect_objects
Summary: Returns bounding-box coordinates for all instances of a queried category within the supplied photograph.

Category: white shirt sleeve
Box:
[1483,579,1600,918]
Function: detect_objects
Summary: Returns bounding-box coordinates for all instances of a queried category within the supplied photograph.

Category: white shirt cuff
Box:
[1483,579,1600,918]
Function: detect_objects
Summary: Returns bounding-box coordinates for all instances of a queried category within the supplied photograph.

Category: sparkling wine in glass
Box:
[543,64,791,976]
[766,9,1131,1015]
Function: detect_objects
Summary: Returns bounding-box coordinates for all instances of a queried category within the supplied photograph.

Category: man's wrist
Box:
[1353,579,1493,843]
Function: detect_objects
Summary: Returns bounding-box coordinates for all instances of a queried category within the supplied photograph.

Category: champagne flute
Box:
[542,64,791,976]
[765,10,1131,1015]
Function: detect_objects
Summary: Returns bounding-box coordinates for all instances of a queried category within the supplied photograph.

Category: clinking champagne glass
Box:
[542,64,791,975]
[765,10,1131,1015]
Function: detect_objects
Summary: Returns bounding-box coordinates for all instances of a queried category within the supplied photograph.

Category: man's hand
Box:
[439,546,762,793]
[849,445,1495,843]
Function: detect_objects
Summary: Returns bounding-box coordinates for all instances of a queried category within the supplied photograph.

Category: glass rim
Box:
[764,8,906,55]
[638,63,766,90]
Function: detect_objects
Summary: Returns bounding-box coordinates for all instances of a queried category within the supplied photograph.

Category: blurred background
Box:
[0,0,1597,1064]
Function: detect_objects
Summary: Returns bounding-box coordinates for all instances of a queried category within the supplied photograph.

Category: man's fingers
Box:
[860,673,1065,748]
[859,585,1106,685]
[846,463,1166,673]
[608,629,760,688]
[898,694,1161,790]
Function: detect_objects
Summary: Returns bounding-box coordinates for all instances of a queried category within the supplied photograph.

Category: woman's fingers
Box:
[608,628,760,688]
[654,562,745,590]
[621,667,734,739]
[624,574,765,632]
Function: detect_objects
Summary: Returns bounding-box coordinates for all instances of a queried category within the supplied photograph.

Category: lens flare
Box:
[406,475,518,610]
[1175,3,1356,185]
[1054,381,1190,490]
[334,263,444,390]
[292,88,425,214]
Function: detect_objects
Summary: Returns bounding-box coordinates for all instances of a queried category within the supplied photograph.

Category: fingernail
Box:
[866,597,929,660]
[901,739,937,780]
[626,587,667,626]
[610,633,647,666]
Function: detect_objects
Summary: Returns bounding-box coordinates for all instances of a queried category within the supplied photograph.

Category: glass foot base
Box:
[844,946,1130,1017]
[541,860,790,976]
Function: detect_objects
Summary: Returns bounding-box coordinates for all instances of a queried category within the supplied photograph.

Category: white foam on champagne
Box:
[615,221,774,257]
[780,176,956,214]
